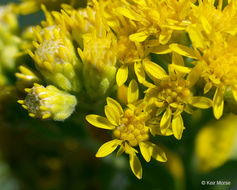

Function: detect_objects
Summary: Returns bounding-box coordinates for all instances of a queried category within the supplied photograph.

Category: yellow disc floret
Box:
[113,108,149,147]
[156,77,191,105]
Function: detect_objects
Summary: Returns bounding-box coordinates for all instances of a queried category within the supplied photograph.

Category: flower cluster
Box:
[14,0,237,179]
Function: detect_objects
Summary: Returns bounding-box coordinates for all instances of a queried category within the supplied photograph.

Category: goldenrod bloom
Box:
[116,0,193,44]
[144,54,212,139]
[187,0,237,50]
[18,83,77,121]
[77,28,117,99]
[178,0,237,119]
[170,34,237,119]
[59,1,111,45]
[86,80,167,179]
[28,24,81,92]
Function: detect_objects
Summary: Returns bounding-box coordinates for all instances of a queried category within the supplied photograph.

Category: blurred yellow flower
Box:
[86,80,167,179]
[195,114,237,173]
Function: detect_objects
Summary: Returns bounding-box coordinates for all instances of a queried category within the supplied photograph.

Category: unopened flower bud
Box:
[18,83,77,121]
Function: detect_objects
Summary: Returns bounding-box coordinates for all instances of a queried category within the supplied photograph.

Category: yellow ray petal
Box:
[143,59,167,81]
[160,107,172,129]
[129,153,142,179]
[106,97,123,116]
[172,52,184,66]
[129,31,149,42]
[139,142,152,162]
[213,88,225,120]
[134,62,145,83]
[104,105,120,126]
[187,63,202,88]
[116,7,141,21]
[172,114,184,140]
[86,115,115,130]
[169,43,198,59]
[189,96,212,109]
[169,64,191,74]
[116,65,128,87]
[96,139,122,158]
[127,80,139,104]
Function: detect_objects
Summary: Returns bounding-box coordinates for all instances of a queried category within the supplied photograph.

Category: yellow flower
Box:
[143,54,212,139]
[18,83,77,121]
[28,23,81,92]
[116,0,193,44]
[59,1,111,45]
[170,35,237,119]
[77,28,117,98]
[86,80,167,179]
[187,0,237,50]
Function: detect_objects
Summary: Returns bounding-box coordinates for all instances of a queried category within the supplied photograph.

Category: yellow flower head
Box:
[116,0,192,44]
[18,83,77,121]
[59,1,111,45]
[201,36,237,119]
[29,24,81,92]
[86,80,167,179]
[188,0,237,49]
[78,28,117,98]
[143,54,212,139]
[57,5,96,45]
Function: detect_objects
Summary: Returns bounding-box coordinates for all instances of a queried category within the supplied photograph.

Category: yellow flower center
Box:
[35,39,70,64]
[24,84,51,118]
[209,57,237,84]
[113,108,149,147]
[158,78,190,105]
